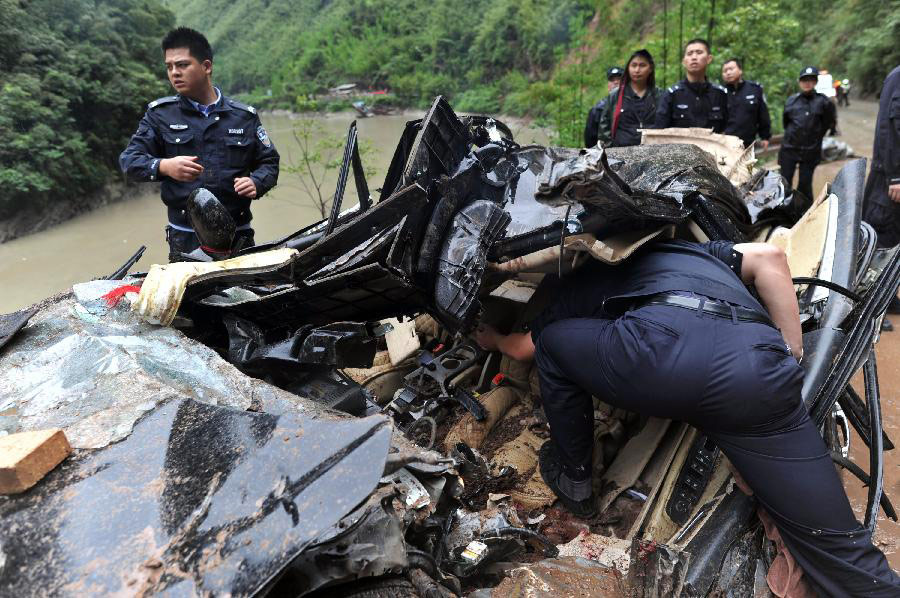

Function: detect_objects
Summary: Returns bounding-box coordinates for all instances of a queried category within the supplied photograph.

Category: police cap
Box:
[798,66,819,80]
[607,66,624,81]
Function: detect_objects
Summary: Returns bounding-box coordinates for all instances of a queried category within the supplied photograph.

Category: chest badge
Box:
[676,104,689,109]
[228,128,244,135]
[169,124,188,130]
[257,125,272,148]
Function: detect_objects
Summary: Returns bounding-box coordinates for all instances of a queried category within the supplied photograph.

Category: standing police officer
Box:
[862,65,900,325]
[475,239,900,596]
[584,66,623,147]
[778,66,837,203]
[120,28,279,262]
[654,39,728,132]
[863,65,900,246]
[721,58,771,149]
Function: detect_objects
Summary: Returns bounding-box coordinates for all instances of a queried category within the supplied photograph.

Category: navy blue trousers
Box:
[535,304,900,596]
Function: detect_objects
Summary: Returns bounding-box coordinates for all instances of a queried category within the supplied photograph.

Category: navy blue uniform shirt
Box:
[654,79,729,132]
[530,239,761,340]
[119,92,280,228]
[781,91,836,152]
[584,96,610,147]
[871,65,900,187]
[724,80,772,148]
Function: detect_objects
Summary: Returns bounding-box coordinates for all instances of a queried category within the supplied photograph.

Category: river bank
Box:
[0,111,549,313]
[0,109,547,246]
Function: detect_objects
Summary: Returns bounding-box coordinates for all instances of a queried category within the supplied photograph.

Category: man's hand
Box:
[234,177,257,199]
[889,183,900,203]
[758,139,769,151]
[159,156,203,182]
[473,323,535,362]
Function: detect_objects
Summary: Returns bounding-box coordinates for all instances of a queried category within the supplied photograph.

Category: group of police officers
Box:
[121,28,900,595]
[584,39,839,206]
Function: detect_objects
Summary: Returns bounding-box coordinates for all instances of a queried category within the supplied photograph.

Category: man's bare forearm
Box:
[735,243,803,359]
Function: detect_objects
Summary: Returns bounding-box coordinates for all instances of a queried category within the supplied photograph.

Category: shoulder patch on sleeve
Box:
[148,96,178,110]
[228,99,257,114]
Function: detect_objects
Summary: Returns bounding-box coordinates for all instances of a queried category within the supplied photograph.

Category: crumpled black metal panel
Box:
[0,399,392,597]
[0,306,37,353]
[434,199,511,330]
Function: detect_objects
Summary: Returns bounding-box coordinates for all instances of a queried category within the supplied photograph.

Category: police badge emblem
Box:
[257,125,272,148]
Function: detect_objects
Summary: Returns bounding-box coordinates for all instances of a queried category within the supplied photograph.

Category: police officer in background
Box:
[863,65,900,246]
[862,65,900,324]
[778,66,836,204]
[475,239,900,596]
[120,27,279,262]
[584,66,623,147]
[654,39,728,132]
[721,58,771,149]
[597,49,660,147]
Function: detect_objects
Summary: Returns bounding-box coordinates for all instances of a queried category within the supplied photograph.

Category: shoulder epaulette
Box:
[712,83,727,93]
[668,83,681,93]
[228,99,257,114]
[786,92,800,103]
[747,80,762,89]
[148,96,178,109]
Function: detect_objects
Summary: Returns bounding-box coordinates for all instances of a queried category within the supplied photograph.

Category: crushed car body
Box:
[1,97,898,597]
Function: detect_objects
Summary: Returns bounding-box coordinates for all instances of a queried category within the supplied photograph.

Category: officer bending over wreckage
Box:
[475,239,900,596]
[120,28,280,262]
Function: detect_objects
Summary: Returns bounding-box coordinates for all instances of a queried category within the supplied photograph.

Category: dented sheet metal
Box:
[0,399,392,597]
[0,285,312,449]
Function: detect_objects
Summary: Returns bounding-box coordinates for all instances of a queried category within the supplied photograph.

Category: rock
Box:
[0,428,72,494]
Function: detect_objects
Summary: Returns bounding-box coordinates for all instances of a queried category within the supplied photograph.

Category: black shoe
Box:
[888,297,900,315]
[882,318,894,332]
[538,441,597,519]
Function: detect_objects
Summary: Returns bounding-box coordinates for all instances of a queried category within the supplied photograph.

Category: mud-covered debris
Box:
[479,556,625,597]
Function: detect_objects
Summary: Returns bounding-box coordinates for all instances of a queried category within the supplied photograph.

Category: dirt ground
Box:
[799,98,900,569]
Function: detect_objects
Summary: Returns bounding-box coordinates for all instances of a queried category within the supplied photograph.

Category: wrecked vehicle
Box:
[1,97,898,597]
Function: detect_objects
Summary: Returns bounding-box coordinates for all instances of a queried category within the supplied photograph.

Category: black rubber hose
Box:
[482,527,560,558]
[406,548,439,577]
[863,351,885,532]
[830,453,897,521]
[792,277,863,303]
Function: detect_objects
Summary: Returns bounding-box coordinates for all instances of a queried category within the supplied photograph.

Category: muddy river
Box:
[0,111,548,313]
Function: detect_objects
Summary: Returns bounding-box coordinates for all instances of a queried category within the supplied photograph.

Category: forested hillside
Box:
[171,0,898,145]
[0,0,173,218]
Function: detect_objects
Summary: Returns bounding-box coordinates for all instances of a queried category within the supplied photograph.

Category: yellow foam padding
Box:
[767,194,832,278]
[133,248,298,326]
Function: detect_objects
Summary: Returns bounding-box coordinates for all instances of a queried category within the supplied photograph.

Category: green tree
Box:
[0,0,174,218]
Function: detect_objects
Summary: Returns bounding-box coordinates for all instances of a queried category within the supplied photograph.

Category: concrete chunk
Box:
[0,428,72,494]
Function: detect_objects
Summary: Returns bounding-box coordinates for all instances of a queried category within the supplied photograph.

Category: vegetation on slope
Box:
[0,0,173,218]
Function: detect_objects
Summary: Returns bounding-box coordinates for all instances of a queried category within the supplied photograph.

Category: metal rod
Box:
[325,122,358,236]
[351,131,371,210]
[864,350,884,531]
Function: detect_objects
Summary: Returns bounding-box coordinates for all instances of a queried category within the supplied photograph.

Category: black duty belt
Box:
[641,293,776,328]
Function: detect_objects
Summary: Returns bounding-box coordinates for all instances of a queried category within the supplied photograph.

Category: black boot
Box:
[538,441,597,518]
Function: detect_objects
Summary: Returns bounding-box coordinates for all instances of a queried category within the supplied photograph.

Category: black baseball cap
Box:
[607,66,624,80]
[799,66,819,80]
